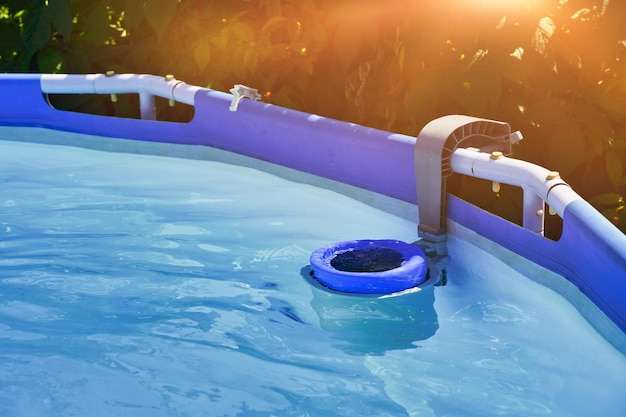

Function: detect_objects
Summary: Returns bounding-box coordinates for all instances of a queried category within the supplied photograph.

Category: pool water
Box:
[0,139,625,417]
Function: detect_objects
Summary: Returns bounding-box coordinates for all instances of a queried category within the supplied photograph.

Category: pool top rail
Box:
[0,72,625,348]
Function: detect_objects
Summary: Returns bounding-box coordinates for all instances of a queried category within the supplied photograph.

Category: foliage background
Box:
[1,0,625,233]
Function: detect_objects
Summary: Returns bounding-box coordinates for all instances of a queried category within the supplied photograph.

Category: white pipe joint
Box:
[451,147,583,233]
[40,74,201,119]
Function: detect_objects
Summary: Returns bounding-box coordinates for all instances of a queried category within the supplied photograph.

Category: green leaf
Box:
[48,0,72,40]
[449,63,501,115]
[606,151,623,189]
[260,0,282,16]
[83,2,110,45]
[192,41,211,70]
[526,98,568,126]
[591,192,623,206]
[7,0,39,15]
[397,44,405,73]
[210,30,228,50]
[531,16,555,56]
[243,47,260,74]
[231,22,255,42]
[37,48,66,73]
[552,34,581,70]
[0,22,24,56]
[499,54,527,84]
[144,0,178,40]
[402,67,444,123]
[261,16,287,35]
[547,117,586,177]
[595,93,626,117]
[299,58,314,77]
[105,0,127,12]
[123,0,145,32]
[332,23,370,74]
[572,103,613,155]
[22,4,51,55]
[122,35,153,69]
[183,15,201,33]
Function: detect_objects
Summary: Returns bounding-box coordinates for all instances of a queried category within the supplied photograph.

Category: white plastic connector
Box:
[509,130,524,145]
[451,147,583,235]
[106,70,117,102]
[229,84,261,112]
[165,75,176,107]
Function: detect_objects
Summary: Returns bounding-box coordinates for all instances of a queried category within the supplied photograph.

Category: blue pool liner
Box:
[0,73,624,339]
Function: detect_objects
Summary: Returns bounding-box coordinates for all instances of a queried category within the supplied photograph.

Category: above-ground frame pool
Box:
[0,73,625,416]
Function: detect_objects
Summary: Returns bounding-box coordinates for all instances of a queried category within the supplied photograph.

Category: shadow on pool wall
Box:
[301,267,439,355]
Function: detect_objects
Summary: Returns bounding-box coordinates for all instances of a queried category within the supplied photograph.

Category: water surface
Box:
[1,140,624,416]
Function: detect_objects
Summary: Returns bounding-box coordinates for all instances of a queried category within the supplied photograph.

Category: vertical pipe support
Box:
[523,189,545,235]
[139,91,156,120]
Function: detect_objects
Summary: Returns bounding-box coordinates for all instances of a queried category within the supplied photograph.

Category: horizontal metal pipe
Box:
[451,147,582,217]
[40,74,200,106]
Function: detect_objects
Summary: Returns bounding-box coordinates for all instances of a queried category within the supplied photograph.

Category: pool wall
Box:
[0,73,625,345]
[0,74,417,204]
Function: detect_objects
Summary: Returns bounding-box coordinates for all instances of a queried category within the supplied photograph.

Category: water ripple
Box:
[451,302,533,324]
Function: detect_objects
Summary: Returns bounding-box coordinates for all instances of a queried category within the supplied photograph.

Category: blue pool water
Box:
[1,139,625,417]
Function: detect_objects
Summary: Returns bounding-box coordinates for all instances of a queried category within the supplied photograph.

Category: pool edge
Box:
[2,125,624,355]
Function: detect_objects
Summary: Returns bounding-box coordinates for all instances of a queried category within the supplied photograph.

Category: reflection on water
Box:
[303,267,438,355]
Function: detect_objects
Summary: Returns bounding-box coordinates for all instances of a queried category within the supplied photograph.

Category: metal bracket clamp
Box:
[229,84,262,111]
[414,115,523,256]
